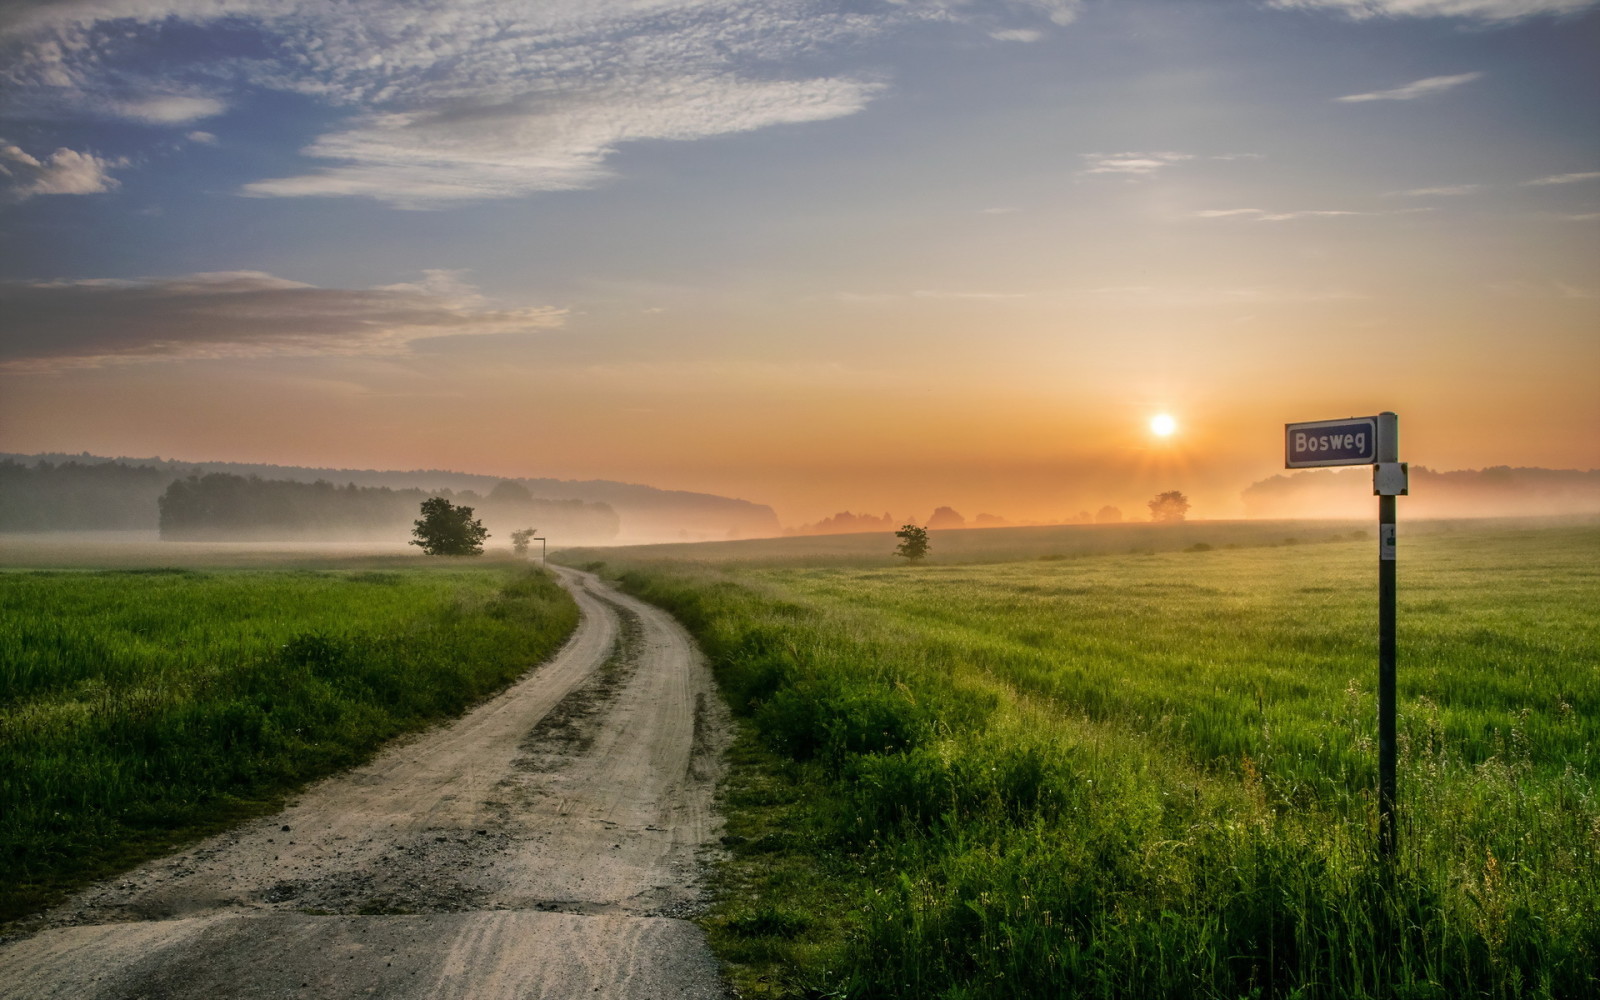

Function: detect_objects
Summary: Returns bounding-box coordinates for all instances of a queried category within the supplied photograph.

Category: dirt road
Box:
[0,568,733,999]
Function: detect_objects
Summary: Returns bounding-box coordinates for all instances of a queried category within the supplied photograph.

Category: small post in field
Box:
[534,536,547,568]
[1285,411,1407,858]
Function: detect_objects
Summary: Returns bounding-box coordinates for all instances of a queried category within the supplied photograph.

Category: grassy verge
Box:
[583,522,1599,999]
[0,563,578,924]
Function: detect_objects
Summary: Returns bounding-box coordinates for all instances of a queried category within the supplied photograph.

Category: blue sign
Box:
[1286,416,1377,468]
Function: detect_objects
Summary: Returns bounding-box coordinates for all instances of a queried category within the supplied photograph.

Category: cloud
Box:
[1017,0,1084,25]
[1193,207,1366,221]
[1080,151,1195,177]
[0,140,121,200]
[0,270,564,372]
[1387,184,1480,196]
[911,289,1030,300]
[115,95,225,123]
[1524,171,1600,185]
[1272,0,1597,21]
[0,0,915,207]
[186,130,217,144]
[1336,72,1483,102]
[990,28,1045,41]
[241,75,882,208]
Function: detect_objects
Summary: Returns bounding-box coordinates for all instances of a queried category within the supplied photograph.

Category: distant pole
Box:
[1375,412,1399,859]
[535,537,547,568]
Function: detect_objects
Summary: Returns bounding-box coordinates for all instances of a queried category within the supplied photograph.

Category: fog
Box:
[1241,467,1600,520]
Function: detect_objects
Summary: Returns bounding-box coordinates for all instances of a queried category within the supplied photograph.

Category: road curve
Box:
[0,567,733,1000]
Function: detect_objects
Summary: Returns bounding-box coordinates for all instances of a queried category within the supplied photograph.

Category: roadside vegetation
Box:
[0,562,577,924]
[579,520,1599,999]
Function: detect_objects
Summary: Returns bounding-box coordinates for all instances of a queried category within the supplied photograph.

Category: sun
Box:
[1150,413,1177,438]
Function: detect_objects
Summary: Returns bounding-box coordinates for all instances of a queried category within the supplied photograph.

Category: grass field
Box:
[0,559,577,924]
[571,519,1600,999]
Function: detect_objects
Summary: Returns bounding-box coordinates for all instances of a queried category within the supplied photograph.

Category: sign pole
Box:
[1285,411,1406,861]
[1375,412,1399,859]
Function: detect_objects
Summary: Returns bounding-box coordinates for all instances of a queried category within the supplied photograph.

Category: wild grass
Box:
[585,522,1599,999]
[0,563,577,924]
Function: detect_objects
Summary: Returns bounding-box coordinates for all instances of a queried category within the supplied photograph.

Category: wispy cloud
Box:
[911,289,1031,300]
[0,270,563,372]
[1387,184,1480,197]
[1080,151,1195,177]
[115,95,225,124]
[1194,207,1367,221]
[1524,171,1600,186]
[1273,0,1597,22]
[1336,72,1483,102]
[990,28,1045,42]
[1017,0,1084,26]
[0,1,921,208]
[242,76,882,208]
[0,140,122,200]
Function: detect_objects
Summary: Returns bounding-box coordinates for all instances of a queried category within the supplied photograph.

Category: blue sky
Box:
[1,0,1596,523]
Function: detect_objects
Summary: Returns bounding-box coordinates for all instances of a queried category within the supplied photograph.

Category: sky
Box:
[1,0,1597,526]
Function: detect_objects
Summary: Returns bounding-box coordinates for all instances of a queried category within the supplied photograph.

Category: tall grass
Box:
[593,523,1599,999]
[0,564,577,923]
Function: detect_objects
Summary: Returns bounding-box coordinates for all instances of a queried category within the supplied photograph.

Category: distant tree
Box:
[927,506,966,530]
[488,480,534,504]
[1094,505,1123,524]
[1148,490,1191,523]
[510,527,538,556]
[894,524,930,563]
[411,497,489,555]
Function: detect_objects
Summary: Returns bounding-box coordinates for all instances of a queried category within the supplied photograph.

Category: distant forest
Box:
[1,452,780,542]
[0,459,170,531]
[1,460,620,544]
[1242,466,1600,519]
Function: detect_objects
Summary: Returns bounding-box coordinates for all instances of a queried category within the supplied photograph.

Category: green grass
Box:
[577,521,1600,999]
[0,561,578,924]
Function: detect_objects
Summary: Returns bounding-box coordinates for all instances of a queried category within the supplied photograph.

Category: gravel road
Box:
[0,567,733,999]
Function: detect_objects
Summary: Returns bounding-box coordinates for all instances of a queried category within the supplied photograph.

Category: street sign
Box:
[1285,416,1378,468]
[1283,410,1404,860]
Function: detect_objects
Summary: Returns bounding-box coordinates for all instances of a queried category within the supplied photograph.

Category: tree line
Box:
[157,473,619,542]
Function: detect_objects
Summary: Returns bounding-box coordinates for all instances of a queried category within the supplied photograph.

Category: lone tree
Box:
[510,527,538,556]
[411,497,489,555]
[894,523,930,563]
[1148,490,1191,523]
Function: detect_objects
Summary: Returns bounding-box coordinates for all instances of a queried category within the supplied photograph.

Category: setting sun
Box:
[1150,414,1178,438]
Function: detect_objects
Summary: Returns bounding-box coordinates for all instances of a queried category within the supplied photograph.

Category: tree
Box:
[927,506,966,529]
[510,527,537,556]
[1094,505,1123,524]
[411,497,489,555]
[1148,490,1191,523]
[894,523,930,563]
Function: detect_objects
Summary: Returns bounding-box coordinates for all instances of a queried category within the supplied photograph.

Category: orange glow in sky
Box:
[1,2,1597,527]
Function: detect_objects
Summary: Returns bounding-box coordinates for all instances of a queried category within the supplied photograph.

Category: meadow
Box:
[571,519,1600,999]
[0,558,577,924]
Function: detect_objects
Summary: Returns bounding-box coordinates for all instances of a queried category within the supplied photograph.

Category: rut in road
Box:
[0,568,734,1000]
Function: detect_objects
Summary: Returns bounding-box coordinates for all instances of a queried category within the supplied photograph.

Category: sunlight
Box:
[1150,413,1177,438]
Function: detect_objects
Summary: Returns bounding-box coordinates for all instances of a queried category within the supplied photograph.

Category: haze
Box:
[2,0,1597,526]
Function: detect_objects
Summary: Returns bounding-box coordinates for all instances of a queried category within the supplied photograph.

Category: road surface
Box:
[0,567,733,1000]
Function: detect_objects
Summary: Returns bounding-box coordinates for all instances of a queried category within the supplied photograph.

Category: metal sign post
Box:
[1286,412,1407,857]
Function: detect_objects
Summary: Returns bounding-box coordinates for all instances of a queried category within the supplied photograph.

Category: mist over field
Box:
[4,452,1598,557]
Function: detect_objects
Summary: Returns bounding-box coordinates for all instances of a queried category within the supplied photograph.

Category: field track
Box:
[0,568,732,999]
